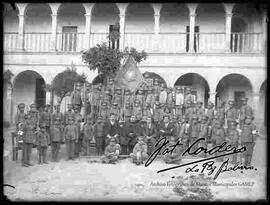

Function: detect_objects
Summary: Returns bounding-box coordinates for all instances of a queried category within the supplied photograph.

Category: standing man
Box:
[15,103,26,131]
[50,117,64,162]
[196,101,205,122]
[110,102,120,121]
[70,82,83,112]
[36,123,50,164]
[132,100,143,121]
[159,115,174,141]
[239,97,254,129]
[64,117,78,160]
[159,84,167,105]
[135,88,145,108]
[145,88,155,108]
[104,113,120,145]
[52,104,64,127]
[64,104,74,126]
[73,105,83,158]
[142,116,157,155]
[226,101,239,129]
[40,104,52,137]
[216,101,226,127]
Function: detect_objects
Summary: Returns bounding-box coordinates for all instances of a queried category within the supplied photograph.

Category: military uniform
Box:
[175,87,184,106]
[241,116,257,166]
[126,116,141,152]
[101,138,121,164]
[153,79,160,101]
[130,137,149,165]
[100,102,110,121]
[226,101,239,128]
[124,89,133,105]
[83,116,95,156]
[206,102,215,126]
[226,121,240,164]
[74,107,83,158]
[132,100,143,120]
[93,117,105,155]
[179,117,190,151]
[142,120,157,155]
[118,120,129,155]
[198,116,209,158]
[40,104,52,136]
[166,88,174,109]
[188,116,200,149]
[64,104,75,126]
[28,104,39,128]
[122,102,132,122]
[159,84,167,105]
[113,88,123,108]
[135,88,145,108]
[185,101,195,123]
[196,102,205,122]
[36,123,50,164]
[70,82,83,111]
[153,102,162,124]
[216,101,226,126]
[52,105,64,127]
[175,105,183,119]
[240,98,254,129]
[110,103,120,120]
[211,121,225,162]
[50,118,63,162]
[21,114,35,166]
[145,89,155,108]
[91,86,101,120]
[15,103,26,131]
[142,104,153,122]
[64,117,78,160]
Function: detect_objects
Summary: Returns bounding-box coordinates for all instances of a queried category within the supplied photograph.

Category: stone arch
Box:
[215,73,253,109]
[259,80,267,127]
[174,73,210,106]
[12,70,46,120]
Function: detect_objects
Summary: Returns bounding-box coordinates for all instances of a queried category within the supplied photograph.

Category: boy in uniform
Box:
[226,100,239,129]
[64,117,78,160]
[100,102,110,121]
[240,98,254,129]
[36,123,50,164]
[52,104,64,127]
[198,115,209,158]
[118,119,129,155]
[211,120,225,162]
[188,115,200,149]
[64,104,74,126]
[50,117,63,162]
[93,116,106,155]
[241,115,257,166]
[83,115,95,156]
[130,136,148,165]
[226,121,240,164]
[132,100,143,121]
[101,138,121,164]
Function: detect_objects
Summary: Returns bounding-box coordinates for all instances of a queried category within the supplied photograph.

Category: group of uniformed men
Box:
[14,76,258,166]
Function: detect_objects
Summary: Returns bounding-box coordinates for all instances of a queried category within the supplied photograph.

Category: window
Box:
[186,26,199,52]
[62,26,77,52]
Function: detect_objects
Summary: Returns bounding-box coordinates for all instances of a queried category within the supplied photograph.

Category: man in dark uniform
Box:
[93,116,106,155]
[71,82,83,112]
[126,115,141,153]
[216,101,226,126]
[118,119,129,155]
[110,102,120,121]
[52,104,64,128]
[15,103,26,131]
[153,101,162,124]
[104,113,120,145]
[240,97,254,129]
[132,100,143,121]
[73,105,83,157]
[50,117,64,162]
[159,115,174,141]
[100,102,110,121]
[142,116,157,155]
[40,104,52,137]
[135,87,145,108]
[122,101,132,122]
[226,100,239,129]
[64,104,74,126]
[113,87,123,108]
[241,115,257,166]
[36,123,50,164]
[28,103,39,129]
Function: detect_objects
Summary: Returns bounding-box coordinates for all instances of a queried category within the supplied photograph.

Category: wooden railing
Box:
[3,32,264,54]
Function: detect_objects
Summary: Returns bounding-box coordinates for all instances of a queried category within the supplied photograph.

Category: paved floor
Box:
[3,126,267,201]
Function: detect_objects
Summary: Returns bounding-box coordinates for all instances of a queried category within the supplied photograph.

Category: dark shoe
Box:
[28,163,34,166]
[22,164,29,167]
[38,161,42,164]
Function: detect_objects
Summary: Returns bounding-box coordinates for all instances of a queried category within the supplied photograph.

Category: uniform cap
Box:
[40,123,46,128]
[109,138,116,142]
[241,97,248,101]
[30,103,36,108]
[102,102,108,106]
[112,102,118,105]
[155,101,160,105]
[228,100,234,105]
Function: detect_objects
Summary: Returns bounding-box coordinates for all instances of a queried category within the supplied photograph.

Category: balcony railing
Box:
[3,32,264,54]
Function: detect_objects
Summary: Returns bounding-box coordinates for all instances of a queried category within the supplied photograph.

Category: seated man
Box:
[163,136,182,164]
[130,136,149,165]
[101,138,121,164]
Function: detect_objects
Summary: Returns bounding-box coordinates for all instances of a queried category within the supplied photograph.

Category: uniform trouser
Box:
[96,137,104,156]
[198,139,207,158]
[38,146,48,163]
[75,135,83,157]
[51,142,61,161]
[23,143,33,165]
[101,154,118,163]
[120,144,128,155]
[189,138,199,150]
[66,140,75,159]
[128,139,137,154]
[130,152,149,164]
[164,155,182,164]
[241,142,255,166]
[212,141,224,162]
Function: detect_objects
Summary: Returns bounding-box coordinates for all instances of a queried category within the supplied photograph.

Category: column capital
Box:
[48,3,61,16]
[16,3,28,16]
[119,14,125,18]
[225,13,233,18]
[154,14,160,18]
[116,3,129,16]
[151,3,162,15]
[18,14,25,18]
[223,3,235,14]
[186,3,198,15]
[189,13,197,18]
[82,3,95,15]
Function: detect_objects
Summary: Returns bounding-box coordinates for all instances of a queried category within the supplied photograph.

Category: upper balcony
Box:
[3,3,267,54]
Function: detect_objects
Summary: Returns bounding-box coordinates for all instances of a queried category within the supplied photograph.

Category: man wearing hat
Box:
[166,87,174,109]
[216,101,226,126]
[101,138,121,164]
[113,87,123,108]
[110,102,120,121]
[241,115,257,166]
[188,115,200,149]
[225,120,240,164]
[130,136,148,165]
[83,115,94,156]
[28,103,39,129]
[145,88,155,108]
[74,105,83,158]
[153,78,160,101]
[50,117,64,162]
[126,115,141,152]
[153,101,162,124]
[159,84,167,105]
[93,116,106,155]
[206,102,215,126]
[121,101,132,122]
[142,116,157,155]
[226,100,239,129]
[163,136,182,164]
[118,119,129,155]
[198,115,209,158]
[64,116,78,160]
[100,102,110,121]
[135,87,145,108]
[240,97,254,129]
[196,101,205,122]
[15,103,26,131]
[124,89,133,106]
[40,104,52,137]
[132,100,143,121]
[142,103,153,122]
[159,115,174,141]
[211,120,225,162]
[36,122,50,164]
[84,82,93,116]
[64,104,75,126]
[71,82,83,112]
[185,101,195,123]
[21,114,35,166]
[52,104,64,128]
[104,113,120,146]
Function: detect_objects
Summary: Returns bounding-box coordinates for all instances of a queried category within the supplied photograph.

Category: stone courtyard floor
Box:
[3,127,267,201]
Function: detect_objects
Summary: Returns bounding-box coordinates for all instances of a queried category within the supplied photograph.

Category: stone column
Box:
[152,4,162,51]
[262,10,267,53]
[116,3,129,51]
[16,3,28,51]
[48,3,61,51]
[223,4,234,52]
[83,3,95,50]
[186,4,198,53]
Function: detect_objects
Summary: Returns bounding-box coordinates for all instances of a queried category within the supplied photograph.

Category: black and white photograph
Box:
[3,1,267,201]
